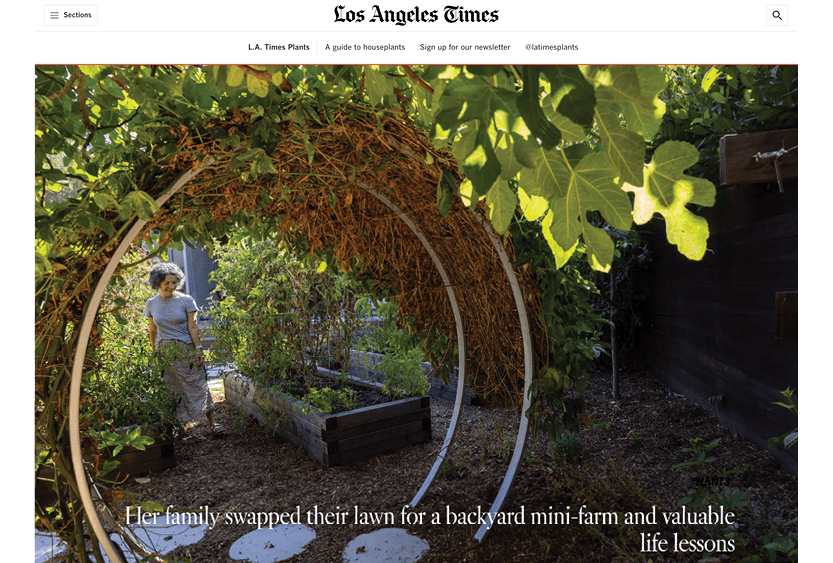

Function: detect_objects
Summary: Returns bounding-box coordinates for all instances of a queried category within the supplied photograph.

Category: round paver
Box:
[125,512,209,554]
[35,531,67,563]
[229,524,317,562]
[342,528,430,563]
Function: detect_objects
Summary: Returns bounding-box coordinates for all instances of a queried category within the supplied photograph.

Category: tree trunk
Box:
[610,267,620,400]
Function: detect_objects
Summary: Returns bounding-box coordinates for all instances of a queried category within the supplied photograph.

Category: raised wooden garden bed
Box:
[223,370,431,467]
[36,429,175,506]
[99,434,176,481]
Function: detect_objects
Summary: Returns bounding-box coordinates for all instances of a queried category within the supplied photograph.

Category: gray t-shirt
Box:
[144,292,198,347]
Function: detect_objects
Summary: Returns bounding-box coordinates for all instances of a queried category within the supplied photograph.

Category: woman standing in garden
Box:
[144,262,224,436]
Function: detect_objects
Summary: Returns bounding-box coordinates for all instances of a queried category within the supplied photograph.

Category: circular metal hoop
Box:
[357,185,468,510]
[69,165,212,562]
[67,170,532,560]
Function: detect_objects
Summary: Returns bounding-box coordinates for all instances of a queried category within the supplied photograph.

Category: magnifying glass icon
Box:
[772,10,782,20]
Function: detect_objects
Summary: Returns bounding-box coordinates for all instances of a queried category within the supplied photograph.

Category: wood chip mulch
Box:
[117,364,797,562]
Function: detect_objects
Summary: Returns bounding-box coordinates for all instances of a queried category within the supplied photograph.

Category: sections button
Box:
[45,5,98,26]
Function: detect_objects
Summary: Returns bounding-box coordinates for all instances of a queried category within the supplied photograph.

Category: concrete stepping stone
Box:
[114,512,208,557]
[342,528,430,563]
[229,524,317,562]
[35,511,208,563]
[35,531,67,563]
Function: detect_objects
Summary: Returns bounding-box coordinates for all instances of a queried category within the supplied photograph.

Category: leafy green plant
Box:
[83,253,183,435]
[76,252,184,480]
[655,65,797,186]
[209,233,361,378]
[672,438,750,510]
[672,437,721,471]
[756,527,798,562]
[354,297,433,399]
[207,236,298,382]
[377,348,431,400]
[304,386,356,414]
[767,387,798,452]
[437,445,467,479]
[515,213,607,442]
[552,432,582,462]
[210,233,369,422]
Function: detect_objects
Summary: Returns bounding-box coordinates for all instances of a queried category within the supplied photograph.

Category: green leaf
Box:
[540,66,596,128]
[436,168,456,217]
[645,140,712,208]
[589,65,667,141]
[519,147,571,200]
[363,66,395,106]
[542,212,578,269]
[123,191,159,221]
[301,132,315,164]
[494,130,541,181]
[461,124,502,198]
[517,66,561,150]
[623,141,716,260]
[246,74,269,98]
[701,66,721,92]
[227,66,244,87]
[517,186,548,222]
[485,178,516,234]
[582,223,615,271]
[546,152,630,271]
[87,214,116,237]
[35,251,53,275]
[80,65,107,79]
[595,106,645,186]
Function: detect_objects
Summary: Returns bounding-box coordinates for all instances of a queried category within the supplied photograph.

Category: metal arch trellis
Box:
[68,163,534,561]
[69,163,214,563]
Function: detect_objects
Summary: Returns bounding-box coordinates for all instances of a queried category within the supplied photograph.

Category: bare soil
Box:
[118,365,797,562]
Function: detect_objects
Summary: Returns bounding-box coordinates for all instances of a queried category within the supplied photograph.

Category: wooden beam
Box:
[775,291,798,340]
[720,129,798,186]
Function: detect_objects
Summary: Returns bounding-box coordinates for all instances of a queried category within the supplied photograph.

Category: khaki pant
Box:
[158,339,215,423]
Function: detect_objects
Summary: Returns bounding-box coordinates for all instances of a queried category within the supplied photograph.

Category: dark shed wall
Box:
[633,180,797,474]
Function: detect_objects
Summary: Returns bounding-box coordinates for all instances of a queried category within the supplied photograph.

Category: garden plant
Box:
[33,64,796,561]
[208,234,364,415]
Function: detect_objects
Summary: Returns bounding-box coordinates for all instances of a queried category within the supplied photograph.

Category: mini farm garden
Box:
[35,64,798,562]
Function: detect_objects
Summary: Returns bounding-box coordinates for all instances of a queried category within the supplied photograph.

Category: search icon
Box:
[767,4,788,26]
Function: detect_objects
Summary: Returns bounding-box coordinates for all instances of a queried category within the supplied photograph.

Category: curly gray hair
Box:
[148,262,186,290]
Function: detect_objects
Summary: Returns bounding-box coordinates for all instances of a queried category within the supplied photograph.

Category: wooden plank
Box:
[329,396,425,429]
[326,407,431,442]
[665,310,797,363]
[705,189,797,232]
[339,420,427,452]
[663,335,797,400]
[329,429,432,465]
[317,367,386,393]
[100,440,176,479]
[224,373,330,430]
[224,371,431,467]
[775,291,798,340]
[720,129,798,186]
[652,262,797,289]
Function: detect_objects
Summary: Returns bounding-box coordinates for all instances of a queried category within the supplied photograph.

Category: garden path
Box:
[35,365,432,563]
[36,363,797,562]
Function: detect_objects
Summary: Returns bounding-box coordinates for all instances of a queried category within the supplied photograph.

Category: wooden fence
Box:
[632,130,798,474]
